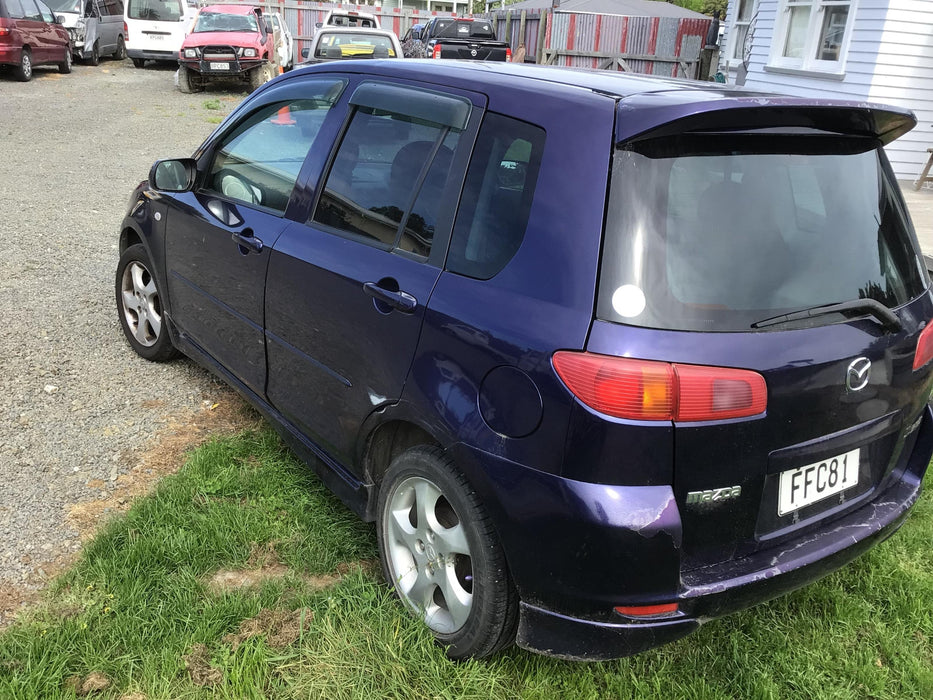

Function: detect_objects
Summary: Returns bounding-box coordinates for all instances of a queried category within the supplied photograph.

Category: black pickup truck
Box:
[404,18,511,61]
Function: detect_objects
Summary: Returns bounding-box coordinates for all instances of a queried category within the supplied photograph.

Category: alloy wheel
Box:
[120,261,162,347]
[383,475,474,634]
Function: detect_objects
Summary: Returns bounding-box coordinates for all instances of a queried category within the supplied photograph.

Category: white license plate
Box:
[144,33,164,40]
[210,62,230,70]
[777,448,859,516]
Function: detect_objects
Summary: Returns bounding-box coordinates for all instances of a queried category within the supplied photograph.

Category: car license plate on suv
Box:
[778,449,859,516]
[210,62,230,70]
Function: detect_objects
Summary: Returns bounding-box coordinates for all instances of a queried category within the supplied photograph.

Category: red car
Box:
[0,0,72,81]
[177,4,275,93]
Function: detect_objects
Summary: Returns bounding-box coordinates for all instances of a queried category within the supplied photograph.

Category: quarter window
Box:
[446,113,545,280]
[312,107,460,257]
[21,0,41,20]
[204,80,345,213]
[770,0,853,73]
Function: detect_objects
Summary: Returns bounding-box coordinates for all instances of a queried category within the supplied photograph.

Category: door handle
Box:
[231,230,264,254]
[363,281,417,313]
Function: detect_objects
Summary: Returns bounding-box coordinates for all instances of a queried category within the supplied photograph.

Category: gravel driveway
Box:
[0,60,259,623]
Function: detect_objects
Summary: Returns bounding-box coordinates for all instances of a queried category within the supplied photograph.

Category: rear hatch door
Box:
[589,98,933,569]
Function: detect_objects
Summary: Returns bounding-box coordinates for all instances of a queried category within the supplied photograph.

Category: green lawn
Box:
[1,428,930,699]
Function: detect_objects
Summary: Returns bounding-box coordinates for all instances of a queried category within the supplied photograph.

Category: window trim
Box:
[768,0,856,76]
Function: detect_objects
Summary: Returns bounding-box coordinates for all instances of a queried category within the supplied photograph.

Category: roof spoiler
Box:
[615,92,916,146]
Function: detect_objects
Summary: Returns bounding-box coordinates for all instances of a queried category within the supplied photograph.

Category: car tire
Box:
[115,244,179,362]
[58,48,72,74]
[177,65,199,93]
[376,446,518,660]
[132,57,145,68]
[15,48,32,82]
[247,65,267,93]
[115,36,126,61]
[86,41,99,66]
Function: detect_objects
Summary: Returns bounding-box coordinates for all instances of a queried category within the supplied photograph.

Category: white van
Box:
[124,0,193,67]
[47,0,125,64]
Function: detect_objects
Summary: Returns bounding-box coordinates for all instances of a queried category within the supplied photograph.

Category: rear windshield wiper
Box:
[752,299,902,332]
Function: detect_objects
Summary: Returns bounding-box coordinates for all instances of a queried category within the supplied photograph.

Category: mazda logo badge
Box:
[846,357,871,392]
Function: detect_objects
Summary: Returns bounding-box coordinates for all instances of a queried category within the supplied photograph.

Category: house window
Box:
[729,0,756,62]
[771,0,853,72]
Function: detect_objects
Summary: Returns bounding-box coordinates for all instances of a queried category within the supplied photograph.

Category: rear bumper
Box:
[453,406,932,661]
[0,45,21,65]
[127,48,178,61]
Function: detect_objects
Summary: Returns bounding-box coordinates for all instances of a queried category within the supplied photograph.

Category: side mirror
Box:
[149,158,197,192]
[301,47,309,59]
[412,29,422,41]
[55,14,65,24]
[314,22,322,29]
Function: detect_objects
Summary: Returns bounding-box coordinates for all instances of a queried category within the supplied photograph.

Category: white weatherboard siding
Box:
[867,2,933,181]
[723,0,933,181]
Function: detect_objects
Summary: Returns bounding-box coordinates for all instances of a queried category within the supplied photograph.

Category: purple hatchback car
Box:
[116,61,933,660]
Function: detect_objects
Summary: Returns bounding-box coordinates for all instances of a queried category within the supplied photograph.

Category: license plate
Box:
[210,62,230,70]
[777,449,859,516]
[145,34,164,40]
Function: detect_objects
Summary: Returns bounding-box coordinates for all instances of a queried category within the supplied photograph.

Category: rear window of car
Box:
[598,132,927,331]
[126,0,183,22]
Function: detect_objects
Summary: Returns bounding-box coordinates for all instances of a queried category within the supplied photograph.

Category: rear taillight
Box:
[0,19,11,37]
[913,323,933,370]
[506,47,512,61]
[552,352,767,422]
[123,21,128,38]
[432,44,441,59]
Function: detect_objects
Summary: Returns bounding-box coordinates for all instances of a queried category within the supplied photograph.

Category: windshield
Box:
[127,0,183,21]
[598,133,927,332]
[193,11,257,33]
[45,0,80,12]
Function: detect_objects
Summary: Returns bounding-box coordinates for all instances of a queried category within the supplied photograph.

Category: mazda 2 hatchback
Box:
[115,61,933,660]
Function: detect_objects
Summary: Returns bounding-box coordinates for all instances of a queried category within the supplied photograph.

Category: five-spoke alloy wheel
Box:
[377,446,517,659]
[115,244,179,362]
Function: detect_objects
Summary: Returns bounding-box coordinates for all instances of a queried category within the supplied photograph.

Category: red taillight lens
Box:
[432,44,441,59]
[123,21,128,37]
[614,603,679,617]
[506,47,512,61]
[552,352,767,422]
[913,323,933,370]
[675,364,767,421]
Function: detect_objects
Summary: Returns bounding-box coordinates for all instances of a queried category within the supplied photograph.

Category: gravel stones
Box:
[0,60,248,622]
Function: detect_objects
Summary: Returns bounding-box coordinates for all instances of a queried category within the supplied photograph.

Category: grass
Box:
[202,99,222,111]
[0,428,930,699]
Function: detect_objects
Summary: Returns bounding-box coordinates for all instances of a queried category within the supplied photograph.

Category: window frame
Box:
[728,0,757,63]
[768,0,856,75]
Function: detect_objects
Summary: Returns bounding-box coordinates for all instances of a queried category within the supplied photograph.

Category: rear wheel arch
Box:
[364,419,440,486]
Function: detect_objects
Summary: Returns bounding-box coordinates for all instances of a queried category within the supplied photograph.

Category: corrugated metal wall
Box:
[545,13,710,76]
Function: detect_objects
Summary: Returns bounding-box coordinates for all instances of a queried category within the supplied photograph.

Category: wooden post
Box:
[536,10,548,64]
[504,11,512,44]
[519,10,526,46]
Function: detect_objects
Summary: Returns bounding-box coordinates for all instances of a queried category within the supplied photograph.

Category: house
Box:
[721,1,933,183]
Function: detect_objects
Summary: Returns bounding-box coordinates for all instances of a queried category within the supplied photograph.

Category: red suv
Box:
[0,0,71,80]
[177,4,275,93]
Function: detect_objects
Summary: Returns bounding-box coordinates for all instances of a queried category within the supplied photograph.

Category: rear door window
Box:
[311,84,470,259]
[598,133,927,331]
